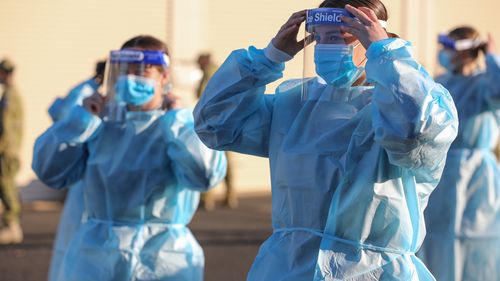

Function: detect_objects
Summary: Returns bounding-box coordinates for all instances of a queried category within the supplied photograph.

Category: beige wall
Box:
[1,0,499,194]
[204,0,404,80]
[0,0,168,187]
[433,0,500,73]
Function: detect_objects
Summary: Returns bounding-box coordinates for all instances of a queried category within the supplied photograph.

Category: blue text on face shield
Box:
[306,8,352,30]
[115,75,156,106]
[315,12,342,23]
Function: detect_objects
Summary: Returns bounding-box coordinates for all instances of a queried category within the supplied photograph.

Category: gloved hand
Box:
[162,92,181,111]
[83,92,107,116]
[271,10,308,57]
[340,5,389,49]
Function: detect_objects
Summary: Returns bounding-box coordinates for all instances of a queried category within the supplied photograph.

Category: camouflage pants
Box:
[0,155,20,225]
[201,152,236,204]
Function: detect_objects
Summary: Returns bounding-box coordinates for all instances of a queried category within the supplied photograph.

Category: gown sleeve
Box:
[366,38,459,181]
[193,46,285,157]
[164,108,227,191]
[32,106,102,189]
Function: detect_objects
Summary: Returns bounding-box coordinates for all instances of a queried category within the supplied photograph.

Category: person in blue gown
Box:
[194,1,458,280]
[419,26,500,281]
[46,60,105,281]
[32,35,226,281]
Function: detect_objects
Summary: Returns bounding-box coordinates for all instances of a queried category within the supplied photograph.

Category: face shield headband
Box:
[110,50,170,68]
[438,34,484,51]
[305,8,388,33]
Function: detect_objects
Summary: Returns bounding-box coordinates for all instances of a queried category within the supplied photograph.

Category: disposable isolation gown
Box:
[46,78,99,281]
[33,106,226,281]
[419,54,500,281]
[194,38,458,281]
[48,78,98,122]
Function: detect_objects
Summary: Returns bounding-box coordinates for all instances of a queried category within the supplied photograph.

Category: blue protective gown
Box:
[419,55,500,281]
[33,105,226,281]
[47,78,98,281]
[194,38,458,280]
[48,78,98,122]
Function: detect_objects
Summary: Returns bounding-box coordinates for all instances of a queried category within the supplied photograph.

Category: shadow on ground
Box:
[0,194,272,281]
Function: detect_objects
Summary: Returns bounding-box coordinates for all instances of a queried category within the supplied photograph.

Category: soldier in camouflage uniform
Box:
[0,58,24,244]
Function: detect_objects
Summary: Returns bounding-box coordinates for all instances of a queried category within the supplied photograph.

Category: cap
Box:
[0,59,15,73]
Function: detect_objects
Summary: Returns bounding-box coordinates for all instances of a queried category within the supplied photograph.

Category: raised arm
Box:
[194,11,305,157]
[48,78,99,122]
[33,105,102,189]
[366,38,458,180]
[193,47,282,157]
[482,34,500,109]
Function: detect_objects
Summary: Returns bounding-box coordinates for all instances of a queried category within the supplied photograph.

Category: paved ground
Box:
[0,194,272,281]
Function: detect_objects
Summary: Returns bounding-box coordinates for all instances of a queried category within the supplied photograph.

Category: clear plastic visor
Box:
[102,49,169,121]
[302,8,359,100]
[103,50,169,101]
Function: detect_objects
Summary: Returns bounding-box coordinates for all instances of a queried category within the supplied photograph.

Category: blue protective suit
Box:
[419,55,500,281]
[47,78,99,281]
[194,38,458,280]
[48,78,98,122]
[33,105,226,281]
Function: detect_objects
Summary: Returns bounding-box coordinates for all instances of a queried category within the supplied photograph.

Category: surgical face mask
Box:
[115,75,156,106]
[314,43,364,87]
[438,50,455,73]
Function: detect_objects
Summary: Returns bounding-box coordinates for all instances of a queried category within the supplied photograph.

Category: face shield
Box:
[437,34,484,72]
[302,8,386,100]
[102,49,170,121]
[438,34,484,52]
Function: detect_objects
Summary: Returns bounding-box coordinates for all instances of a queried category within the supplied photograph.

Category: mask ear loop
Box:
[349,42,369,86]
[350,20,387,87]
[351,41,367,67]
[378,20,388,29]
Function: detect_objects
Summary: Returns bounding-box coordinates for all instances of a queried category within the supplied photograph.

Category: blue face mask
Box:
[115,75,156,106]
[438,50,456,73]
[314,43,364,87]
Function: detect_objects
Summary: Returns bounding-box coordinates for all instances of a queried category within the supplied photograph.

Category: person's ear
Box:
[161,69,170,85]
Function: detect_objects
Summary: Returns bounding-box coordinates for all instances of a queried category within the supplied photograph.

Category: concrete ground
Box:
[0,194,272,281]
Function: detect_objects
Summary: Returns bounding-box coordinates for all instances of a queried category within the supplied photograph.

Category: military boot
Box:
[0,221,23,244]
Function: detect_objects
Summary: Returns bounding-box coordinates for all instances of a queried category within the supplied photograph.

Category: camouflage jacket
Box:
[0,85,23,158]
